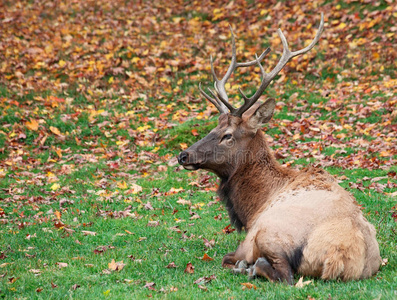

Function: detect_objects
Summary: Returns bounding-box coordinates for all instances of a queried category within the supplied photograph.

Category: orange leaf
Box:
[50,126,61,135]
[54,210,61,220]
[191,129,199,136]
[26,119,39,131]
[201,253,213,261]
[241,282,257,290]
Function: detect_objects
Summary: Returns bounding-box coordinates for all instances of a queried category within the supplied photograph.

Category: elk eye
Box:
[221,134,233,142]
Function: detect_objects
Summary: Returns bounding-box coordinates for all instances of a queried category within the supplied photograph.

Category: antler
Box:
[200,13,324,117]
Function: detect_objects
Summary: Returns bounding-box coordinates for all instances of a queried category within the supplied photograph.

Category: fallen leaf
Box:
[56,262,68,268]
[50,126,61,135]
[295,276,313,288]
[54,210,61,220]
[184,262,195,274]
[26,119,39,131]
[222,224,236,234]
[117,181,128,189]
[130,183,142,194]
[166,262,177,268]
[241,282,257,290]
[108,259,125,271]
[201,253,213,261]
[176,199,192,206]
[144,282,156,290]
[82,230,97,236]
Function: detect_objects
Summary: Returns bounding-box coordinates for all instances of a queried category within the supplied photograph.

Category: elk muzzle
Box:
[178,150,200,170]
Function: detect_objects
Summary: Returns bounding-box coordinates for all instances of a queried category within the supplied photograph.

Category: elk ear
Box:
[248,98,276,128]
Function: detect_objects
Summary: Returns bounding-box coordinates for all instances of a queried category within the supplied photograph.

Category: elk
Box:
[177,14,381,284]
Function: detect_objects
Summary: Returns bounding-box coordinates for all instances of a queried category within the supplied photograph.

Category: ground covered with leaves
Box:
[0,0,396,299]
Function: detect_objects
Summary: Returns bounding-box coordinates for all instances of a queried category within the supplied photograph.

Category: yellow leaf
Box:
[59,60,66,67]
[51,183,60,190]
[50,126,61,135]
[103,290,110,296]
[108,76,114,84]
[26,119,39,131]
[117,181,128,189]
[180,143,188,150]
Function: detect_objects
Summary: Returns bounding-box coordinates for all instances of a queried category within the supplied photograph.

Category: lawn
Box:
[0,0,396,299]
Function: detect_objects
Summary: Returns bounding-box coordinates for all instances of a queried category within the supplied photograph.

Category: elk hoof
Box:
[249,257,273,280]
[232,260,249,274]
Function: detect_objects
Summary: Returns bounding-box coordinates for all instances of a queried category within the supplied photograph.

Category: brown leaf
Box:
[166,262,177,268]
[184,262,195,274]
[222,224,236,234]
[108,259,125,271]
[144,282,156,290]
[201,253,213,261]
[194,275,216,285]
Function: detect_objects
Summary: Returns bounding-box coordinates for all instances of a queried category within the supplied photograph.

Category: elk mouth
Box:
[182,164,200,171]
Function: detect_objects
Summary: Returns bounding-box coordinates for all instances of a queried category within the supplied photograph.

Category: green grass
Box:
[0,164,396,299]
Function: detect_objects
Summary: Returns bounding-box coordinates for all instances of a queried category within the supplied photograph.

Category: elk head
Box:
[178,14,324,178]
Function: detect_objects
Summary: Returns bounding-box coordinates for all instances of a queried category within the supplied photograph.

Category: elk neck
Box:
[217,130,295,232]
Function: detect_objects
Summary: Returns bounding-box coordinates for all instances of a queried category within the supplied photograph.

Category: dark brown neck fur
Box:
[217,131,296,231]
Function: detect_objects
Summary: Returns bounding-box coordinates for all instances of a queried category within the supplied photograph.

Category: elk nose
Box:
[178,151,188,165]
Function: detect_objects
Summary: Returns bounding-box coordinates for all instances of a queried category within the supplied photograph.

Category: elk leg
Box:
[222,252,239,268]
[250,257,294,285]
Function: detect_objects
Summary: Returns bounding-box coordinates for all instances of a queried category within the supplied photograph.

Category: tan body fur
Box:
[225,160,381,281]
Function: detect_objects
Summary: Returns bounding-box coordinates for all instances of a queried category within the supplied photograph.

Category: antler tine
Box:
[200,26,271,114]
[199,82,228,114]
[233,13,324,117]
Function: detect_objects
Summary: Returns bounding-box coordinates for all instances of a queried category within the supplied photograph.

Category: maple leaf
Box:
[26,119,39,131]
[108,259,126,272]
[117,181,128,189]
